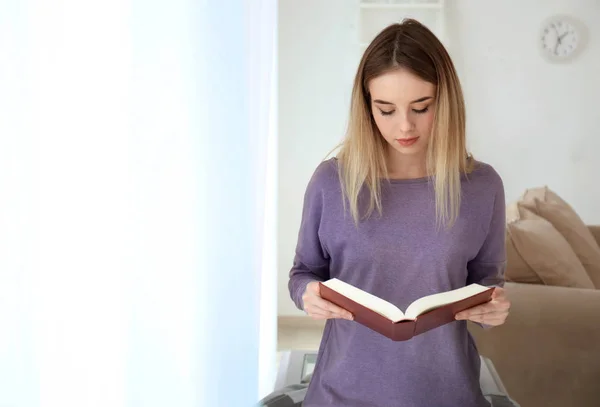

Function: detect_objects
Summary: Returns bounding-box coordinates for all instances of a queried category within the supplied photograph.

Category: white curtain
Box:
[0,0,277,406]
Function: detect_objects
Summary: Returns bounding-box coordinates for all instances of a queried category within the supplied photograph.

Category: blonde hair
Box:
[335,19,473,228]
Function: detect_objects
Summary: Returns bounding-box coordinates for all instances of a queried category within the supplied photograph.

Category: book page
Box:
[404,284,490,320]
[322,279,406,322]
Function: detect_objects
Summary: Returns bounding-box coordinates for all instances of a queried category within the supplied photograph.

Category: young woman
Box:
[288,19,511,407]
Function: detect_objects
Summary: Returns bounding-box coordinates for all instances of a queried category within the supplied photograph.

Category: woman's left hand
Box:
[455,287,510,326]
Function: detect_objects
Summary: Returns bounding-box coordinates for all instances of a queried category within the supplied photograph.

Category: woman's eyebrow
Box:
[373,96,433,105]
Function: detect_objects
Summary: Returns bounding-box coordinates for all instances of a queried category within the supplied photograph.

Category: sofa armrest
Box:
[468,282,600,407]
[588,225,600,247]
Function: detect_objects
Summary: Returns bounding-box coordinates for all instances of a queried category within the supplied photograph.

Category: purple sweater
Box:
[288,158,505,407]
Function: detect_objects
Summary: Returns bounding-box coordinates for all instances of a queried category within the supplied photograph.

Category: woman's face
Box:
[368,68,436,157]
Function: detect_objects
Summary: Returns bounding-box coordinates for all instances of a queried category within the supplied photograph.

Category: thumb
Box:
[490,286,503,299]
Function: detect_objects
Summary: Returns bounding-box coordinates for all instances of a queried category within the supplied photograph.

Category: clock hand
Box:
[559,31,569,41]
[551,24,562,54]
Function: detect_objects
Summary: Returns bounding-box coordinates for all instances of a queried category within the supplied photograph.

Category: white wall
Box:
[278,0,600,315]
[446,0,600,223]
[278,0,360,315]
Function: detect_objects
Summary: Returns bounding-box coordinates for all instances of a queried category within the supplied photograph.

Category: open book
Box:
[319,278,494,341]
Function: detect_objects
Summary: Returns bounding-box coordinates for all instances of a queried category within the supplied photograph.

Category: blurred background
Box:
[0,1,277,406]
[0,1,598,406]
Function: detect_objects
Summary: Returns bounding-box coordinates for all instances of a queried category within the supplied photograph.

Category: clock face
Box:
[540,18,579,60]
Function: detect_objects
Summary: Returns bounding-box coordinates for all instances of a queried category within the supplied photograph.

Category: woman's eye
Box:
[378,107,429,116]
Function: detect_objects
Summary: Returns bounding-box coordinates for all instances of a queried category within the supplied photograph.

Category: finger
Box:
[481,300,507,311]
[491,287,503,298]
[312,296,353,319]
[333,312,354,320]
[459,309,509,322]
[496,298,511,310]
[456,309,508,320]
[464,313,507,325]
[466,311,508,320]
[304,305,332,319]
[305,301,353,320]
[307,281,321,294]
[305,302,342,318]
[457,300,510,318]
[491,287,509,300]
[309,313,331,320]
[456,304,494,319]
[480,299,511,313]
[306,308,351,321]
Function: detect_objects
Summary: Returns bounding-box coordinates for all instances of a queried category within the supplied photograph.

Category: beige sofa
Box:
[468,186,600,407]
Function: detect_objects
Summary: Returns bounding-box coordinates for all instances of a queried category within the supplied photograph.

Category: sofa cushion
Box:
[505,202,520,224]
[521,185,573,211]
[505,203,544,284]
[505,230,542,285]
[521,188,600,289]
[506,205,595,289]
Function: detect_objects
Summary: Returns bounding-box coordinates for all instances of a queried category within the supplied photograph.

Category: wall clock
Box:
[540,15,586,62]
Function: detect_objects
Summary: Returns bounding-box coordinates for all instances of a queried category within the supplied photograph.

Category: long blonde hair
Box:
[336,19,473,228]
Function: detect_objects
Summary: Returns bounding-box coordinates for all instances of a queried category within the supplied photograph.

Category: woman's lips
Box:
[396,137,419,147]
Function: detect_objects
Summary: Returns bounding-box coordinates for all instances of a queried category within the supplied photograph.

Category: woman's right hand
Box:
[302,281,354,320]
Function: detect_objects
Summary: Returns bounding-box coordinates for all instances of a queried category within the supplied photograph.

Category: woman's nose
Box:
[397,112,415,133]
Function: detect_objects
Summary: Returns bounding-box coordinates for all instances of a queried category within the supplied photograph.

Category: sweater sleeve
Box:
[467,174,506,288]
[288,164,331,311]
[466,173,506,329]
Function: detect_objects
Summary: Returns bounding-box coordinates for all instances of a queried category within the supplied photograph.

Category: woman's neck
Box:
[385,148,428,180]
